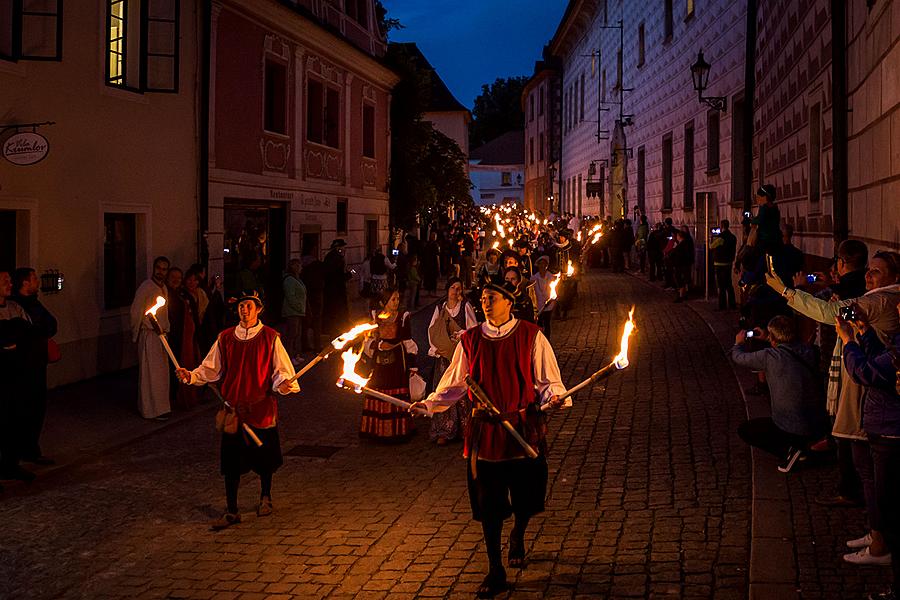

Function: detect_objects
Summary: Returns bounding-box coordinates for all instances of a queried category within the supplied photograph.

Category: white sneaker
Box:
[847,533,873,549]
[843,547,892,565]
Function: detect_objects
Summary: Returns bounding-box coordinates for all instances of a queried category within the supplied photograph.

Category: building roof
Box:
[469,130,524,166]
[391,42,469,113]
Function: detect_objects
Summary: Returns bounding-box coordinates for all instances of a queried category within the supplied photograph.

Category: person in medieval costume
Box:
[130,256,172,420]
[360,287,419,442]
[176,290,299,530]
[427,276,478,445]
[410,281,566,598]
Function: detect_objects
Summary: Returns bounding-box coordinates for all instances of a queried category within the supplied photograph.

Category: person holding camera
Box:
[838,301,900,600]
[710,220,737,310]
[731,316,829,472]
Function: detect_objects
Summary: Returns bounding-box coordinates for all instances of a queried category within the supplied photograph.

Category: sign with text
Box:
[3,132,50,166]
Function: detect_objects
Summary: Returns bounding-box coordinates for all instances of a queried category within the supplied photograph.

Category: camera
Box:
[745,330,755,338]
[667,235,673,241]
[806,274,818,284]
[743,211,751,219]
[392,249,399,256]
[711,227,722,235]
[839,306,857,321]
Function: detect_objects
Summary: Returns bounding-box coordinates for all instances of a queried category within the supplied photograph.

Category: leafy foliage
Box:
[469,76,529,150]
[374,1,404,39]
[386,44,473,229]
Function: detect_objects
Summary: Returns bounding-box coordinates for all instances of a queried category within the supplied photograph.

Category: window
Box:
[1,0,62,61]
[637,23,645,67]
[662,133,673,209]
[707,111,720,173]
[307,78,341,148]
[686,0,695,19]
[539,87,544,115]
[502,172,512,186]
[664,0,674,41]
[731,94,747,204]
[106,0,180,91]
[0,210,15,271]
[345,0,368,28]
[684,122,694,208]
[362,104,375,158]
[637,145,646,211]
[615,49,622,89]
[562,89,568,132]
[336,198,348,235]
[601,70,606,102]
[529,137,534,165]
[264,59,287,134]
[577,174,582,215]
[580,73,585,122]
[104,213,137,309]
[759,140,766,184]
[529,94,535,122]
[809,103,821,204]
[539,133,544,161]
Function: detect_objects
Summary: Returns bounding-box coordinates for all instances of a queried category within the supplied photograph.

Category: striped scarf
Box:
[827,339,843,416]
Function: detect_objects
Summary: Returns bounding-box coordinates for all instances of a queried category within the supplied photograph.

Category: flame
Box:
[548,273,561,301]
[377,311,391,320]
[566,260,575,277]
[576,231,582,242]
[144,296,166,316]
[491,241,500,250]
[613,307,636,369]
[330,322,378,351]
[337,347,371,390]
[591,232,602,244]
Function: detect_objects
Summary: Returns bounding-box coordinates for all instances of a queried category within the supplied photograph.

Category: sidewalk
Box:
[627,268,892,600]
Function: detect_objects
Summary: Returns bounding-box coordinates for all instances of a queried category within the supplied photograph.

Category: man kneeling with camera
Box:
[731,315,830,472]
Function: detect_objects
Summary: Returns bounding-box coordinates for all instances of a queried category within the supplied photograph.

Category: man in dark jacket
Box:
[12,267,58,465]
[710,220,737,309]
[322,239,351,334]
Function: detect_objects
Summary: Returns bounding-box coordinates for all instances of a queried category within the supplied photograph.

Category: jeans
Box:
[870,435,900,588]
[852,439,880,530]
[715,264,736,309]
[737,417,812,458]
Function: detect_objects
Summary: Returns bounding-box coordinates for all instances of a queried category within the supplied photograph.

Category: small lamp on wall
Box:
[690,50,727,112]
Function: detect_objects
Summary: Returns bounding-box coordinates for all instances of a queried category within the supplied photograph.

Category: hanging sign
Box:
[3,132,50,166]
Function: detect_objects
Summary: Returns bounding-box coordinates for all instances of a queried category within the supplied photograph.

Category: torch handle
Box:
[287,354,325,383]
[158,333,182,371]
[464,376,539,459]
[360,386,412,410]
[547,360,620,410]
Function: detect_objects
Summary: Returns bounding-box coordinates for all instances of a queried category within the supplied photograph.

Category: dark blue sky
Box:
[381,0,567,110]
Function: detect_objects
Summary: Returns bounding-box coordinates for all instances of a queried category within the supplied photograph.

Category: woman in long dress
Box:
[359,288,419,442]
[427,277,477,444]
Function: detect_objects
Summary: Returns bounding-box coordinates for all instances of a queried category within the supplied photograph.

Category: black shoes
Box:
[508,533,526,569]
[476,568,508,598]
[777,447,803,473]
[209,512,241,531]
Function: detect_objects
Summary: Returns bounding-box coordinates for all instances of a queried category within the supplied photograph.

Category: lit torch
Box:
[335,347,412,409]
[145,296,180,369]
[566,260,575,277]
[540,274,561,313]
[287,321,378,383]
[576,231,582,242]
[547,307,636,409]
[491,241,500,250]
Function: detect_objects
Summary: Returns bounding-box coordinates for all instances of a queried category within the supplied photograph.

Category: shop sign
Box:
[3,132,50,166]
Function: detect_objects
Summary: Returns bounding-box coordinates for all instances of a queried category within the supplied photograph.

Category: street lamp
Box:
[690,50,727,112]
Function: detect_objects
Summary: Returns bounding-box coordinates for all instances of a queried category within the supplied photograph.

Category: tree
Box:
[386,44,473,230]
[374,1,403,39]
[469,76,529,150]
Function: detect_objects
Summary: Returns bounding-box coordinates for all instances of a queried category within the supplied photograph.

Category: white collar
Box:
[482,316,517,338]
[864,283,900,296]
[235,320,264,340]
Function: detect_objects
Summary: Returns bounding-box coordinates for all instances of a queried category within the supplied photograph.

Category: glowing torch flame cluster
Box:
[613,306,636,369]
[331,322,377,351]
[144,296,166,316]
[566,260,575,277]
[548,273,561,301]
[337,347,371,391]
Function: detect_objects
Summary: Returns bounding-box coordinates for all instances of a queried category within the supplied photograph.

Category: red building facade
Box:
[208,0,399,300]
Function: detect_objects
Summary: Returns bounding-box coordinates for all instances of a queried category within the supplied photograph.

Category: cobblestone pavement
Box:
[687,281,893,600]
[0,271,751,599]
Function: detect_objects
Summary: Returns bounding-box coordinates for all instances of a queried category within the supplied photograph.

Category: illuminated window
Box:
[1,0,63,61]
[686,0,694,18]
[106,0,180,92]
[502,172,512,186]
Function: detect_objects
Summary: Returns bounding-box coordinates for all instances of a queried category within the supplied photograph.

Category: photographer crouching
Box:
[731,315,830,472]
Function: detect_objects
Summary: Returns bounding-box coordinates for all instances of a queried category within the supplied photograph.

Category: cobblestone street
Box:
[1,272,752,599]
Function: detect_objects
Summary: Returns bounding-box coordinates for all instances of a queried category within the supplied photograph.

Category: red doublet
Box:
[218,325,279,428]
[461,320,539,460]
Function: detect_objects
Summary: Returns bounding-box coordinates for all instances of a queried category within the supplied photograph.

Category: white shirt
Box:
[531,271,554,312]
[130,279,168,342]
[427,300,478,357]
[186,321,300,394]
[424,317,566,414]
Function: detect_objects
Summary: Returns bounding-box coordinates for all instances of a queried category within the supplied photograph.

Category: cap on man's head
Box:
[535,255,550,265]
[330,238,347,248]
[482,282,517,303]
[237,290,264,308]
[756,184,776,201]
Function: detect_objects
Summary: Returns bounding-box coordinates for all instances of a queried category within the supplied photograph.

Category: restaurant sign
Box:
[3,132,50,166]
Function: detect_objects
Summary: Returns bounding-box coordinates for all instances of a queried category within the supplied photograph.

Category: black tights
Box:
[224,472,274,514]
[481,514,531,572]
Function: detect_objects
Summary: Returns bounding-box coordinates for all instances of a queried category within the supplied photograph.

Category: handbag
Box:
[47,338,62,363]
[409,371,427,401]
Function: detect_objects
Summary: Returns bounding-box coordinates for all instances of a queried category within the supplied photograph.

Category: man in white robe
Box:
[129,256,171,419]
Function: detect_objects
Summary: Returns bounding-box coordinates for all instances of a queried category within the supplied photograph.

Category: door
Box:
[0,210,15,271]
[365,217,379,255]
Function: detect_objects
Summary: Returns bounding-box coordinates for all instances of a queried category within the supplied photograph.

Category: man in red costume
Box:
[410,281,566,598]
[176,290,299,530]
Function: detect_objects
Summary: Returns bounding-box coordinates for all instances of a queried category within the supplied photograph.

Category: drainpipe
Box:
[831,0,848,245]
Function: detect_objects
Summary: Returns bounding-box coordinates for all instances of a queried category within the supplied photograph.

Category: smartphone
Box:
[667,236,673,241]
[806,273,818,284]
[711,228,722,235]
[745,330,755,338]
[743,211,751,219]
[839,305,857,321]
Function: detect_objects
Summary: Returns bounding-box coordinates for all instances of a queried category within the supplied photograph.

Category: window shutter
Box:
[142,0,179,92]
[19,0,62,60]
